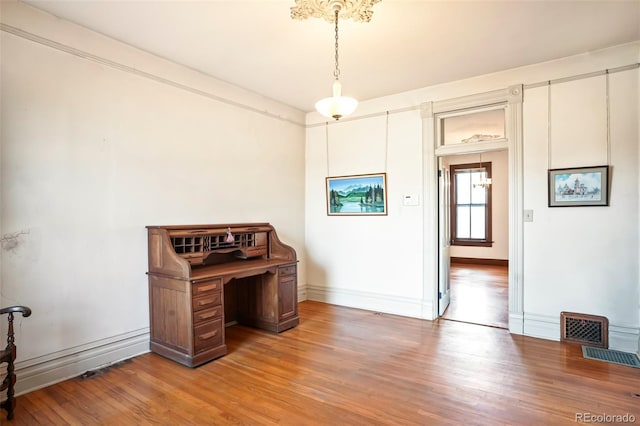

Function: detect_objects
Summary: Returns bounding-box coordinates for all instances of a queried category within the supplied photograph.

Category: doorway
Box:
[422,85,524,334]
[437,150,509,329]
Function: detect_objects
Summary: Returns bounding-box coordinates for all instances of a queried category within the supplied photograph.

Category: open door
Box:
[438,162,451,316]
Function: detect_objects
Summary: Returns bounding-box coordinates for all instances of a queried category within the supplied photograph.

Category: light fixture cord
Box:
[326,121,330,176]
[547,81,552,170]
[605,70,611,166]
[385,111,389,172]
[333,9,340,80]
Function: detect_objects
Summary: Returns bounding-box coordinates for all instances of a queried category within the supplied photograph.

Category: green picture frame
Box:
[326,173,387,216]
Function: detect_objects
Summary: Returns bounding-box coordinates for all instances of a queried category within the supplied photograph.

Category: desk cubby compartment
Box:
[169,231,268,264]
[206,234,241,250]
[171,236,203,254]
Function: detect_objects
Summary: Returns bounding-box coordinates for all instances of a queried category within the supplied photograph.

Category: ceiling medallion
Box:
[291,0,381,23]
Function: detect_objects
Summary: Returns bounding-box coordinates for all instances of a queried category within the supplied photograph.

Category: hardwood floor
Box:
[9,301,640,425]
[442,263,509,329]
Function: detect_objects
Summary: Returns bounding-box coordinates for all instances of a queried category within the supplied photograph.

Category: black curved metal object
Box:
[0,305,32,420]
[0,306,32,317]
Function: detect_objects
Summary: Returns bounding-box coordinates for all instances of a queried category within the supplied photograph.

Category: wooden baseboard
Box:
[451,257,508,267]
[15,328,150,396]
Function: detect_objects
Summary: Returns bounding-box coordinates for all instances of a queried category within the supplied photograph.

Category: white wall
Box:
[1,2,306,392]
[305,42,639,351]
[305,112,426,316]
[523,70,639,348]
[443,150,509,261]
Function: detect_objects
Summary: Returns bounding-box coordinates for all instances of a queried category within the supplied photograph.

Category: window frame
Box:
[449,162,493,247]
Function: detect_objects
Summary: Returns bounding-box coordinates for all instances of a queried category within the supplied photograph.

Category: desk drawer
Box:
[193,278,222,296]
[194,319,223,353]
[244,246,267,258]
[193,306,222,325]
[192,293,221,312]
[279,265,297,277]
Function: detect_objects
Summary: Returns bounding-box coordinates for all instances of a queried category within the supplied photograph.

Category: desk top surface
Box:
[188,258,296,282]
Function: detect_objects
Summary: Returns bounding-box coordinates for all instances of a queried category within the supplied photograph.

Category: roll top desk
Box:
[146,223,298,367]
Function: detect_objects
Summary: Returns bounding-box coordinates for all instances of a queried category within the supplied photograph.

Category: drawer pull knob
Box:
[199,330,218,340]
[199,311,216,320]
[198,284,217,292]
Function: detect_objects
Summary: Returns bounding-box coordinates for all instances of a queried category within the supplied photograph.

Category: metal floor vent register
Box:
[582,346,640,368]
[560,311,608,348]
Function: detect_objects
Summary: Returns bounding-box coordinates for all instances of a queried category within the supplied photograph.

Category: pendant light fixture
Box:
[473,153,492,189]
[291,0,380,120]
[314,3,357,120]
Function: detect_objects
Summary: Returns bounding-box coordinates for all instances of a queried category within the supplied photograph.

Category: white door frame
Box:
[421,85,525,334]
[437,158,451,316]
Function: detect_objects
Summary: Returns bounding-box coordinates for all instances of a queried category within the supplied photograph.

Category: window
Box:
[439,107,506,146]
[450,162,492,247]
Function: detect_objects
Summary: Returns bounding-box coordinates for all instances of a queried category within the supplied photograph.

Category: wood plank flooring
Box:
[442,263,509,329]
[9,301,640,425]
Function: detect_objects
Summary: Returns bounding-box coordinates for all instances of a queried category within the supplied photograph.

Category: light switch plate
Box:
[524,209,534,222]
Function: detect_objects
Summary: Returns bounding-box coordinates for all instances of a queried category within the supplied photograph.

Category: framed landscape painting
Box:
[326,173,387,216]
[548,166,610,207]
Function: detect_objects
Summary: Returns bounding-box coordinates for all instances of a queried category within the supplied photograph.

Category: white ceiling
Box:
[22,0,640,113]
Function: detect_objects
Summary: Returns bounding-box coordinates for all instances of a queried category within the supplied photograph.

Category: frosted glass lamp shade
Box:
[315,79,358,120]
